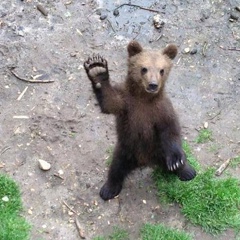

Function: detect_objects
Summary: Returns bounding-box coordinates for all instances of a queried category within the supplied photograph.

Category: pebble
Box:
[100,14,107,20]
[204,122,209,129]
[190,48,197,55]
[184,47,190,53]
[38,159,51,171]
[153,14,164,29]
[229,12,239,21]
[37,4,48,16]
[68,211,74,216]
[2,196,9,202]
[113,9,119,16]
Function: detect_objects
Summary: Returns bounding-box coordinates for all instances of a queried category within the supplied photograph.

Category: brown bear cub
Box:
[84,41,196,201]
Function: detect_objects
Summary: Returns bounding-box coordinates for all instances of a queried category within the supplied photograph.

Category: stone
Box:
[38,159,51,171]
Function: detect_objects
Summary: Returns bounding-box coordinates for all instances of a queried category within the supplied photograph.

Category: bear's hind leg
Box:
[100,146,137,201]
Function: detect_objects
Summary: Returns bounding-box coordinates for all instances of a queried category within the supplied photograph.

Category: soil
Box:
[0,0,239,239]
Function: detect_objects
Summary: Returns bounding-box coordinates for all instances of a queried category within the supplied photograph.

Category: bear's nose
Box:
[148,83,158,92]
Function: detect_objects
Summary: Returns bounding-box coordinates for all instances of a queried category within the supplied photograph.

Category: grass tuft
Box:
[153,142,240,234]
[105,146,114,166]
[141,223,193,240]
[195,129,213,143]
[0,174,30,240]
[230,156,240,168]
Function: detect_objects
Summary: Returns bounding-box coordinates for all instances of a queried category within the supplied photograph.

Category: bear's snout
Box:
[147,82,159,93]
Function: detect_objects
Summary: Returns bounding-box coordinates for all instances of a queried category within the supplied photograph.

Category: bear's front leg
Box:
[165,143,196,181]
[84,55,124,114]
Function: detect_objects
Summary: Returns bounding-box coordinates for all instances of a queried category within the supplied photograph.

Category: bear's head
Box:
[127,41,177,95]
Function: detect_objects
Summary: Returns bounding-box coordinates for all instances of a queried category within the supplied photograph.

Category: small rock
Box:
[68,211,74,216]
[184,47,190,53]
[200,9,211,21]
[2,196,9,202]
[204,122,209,129]
[153,14,164,29]
[100,14,107,20]
[235,6,240,12]
[38,159,51,171]
[58,169,64,175]
[143,199,147,204]
[113,9,119,16]
[190,48,197,55]
[230,12,239,21]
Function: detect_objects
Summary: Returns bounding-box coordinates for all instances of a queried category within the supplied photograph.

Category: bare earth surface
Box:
[0,0,240,239]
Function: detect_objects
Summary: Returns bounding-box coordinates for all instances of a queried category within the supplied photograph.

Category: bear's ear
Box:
[162,44,178,60]
[127,41,143,57]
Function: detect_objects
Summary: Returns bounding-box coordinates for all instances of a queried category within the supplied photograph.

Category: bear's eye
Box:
[160,69,164,76]
[141,67,148,74]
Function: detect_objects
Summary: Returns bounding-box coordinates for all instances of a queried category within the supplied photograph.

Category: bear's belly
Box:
[116,113,162,166]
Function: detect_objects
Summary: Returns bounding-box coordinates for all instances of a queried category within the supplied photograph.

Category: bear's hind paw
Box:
[100,182,122,201]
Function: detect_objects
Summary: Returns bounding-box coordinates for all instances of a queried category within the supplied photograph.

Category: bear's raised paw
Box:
[84,54,109,87]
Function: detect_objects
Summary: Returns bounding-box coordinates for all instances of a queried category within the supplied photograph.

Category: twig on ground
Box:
[219,46,240,51]
[9,68,54,83]
[17,86,28,101]
[0,146,10,156]
[107,19,116,32]
[54,173,64,180]
[202,41,208,57]
[208,110,222,120]
[114,3,162,13]
[215,158,231,176]
[62,201,77,214]
[13,116,29,119]
[75,216,86,239]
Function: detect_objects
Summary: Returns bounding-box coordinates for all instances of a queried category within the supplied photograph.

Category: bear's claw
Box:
[167,155,184,172]
[84,54,107,72]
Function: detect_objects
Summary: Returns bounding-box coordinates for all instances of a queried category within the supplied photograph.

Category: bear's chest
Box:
[126,100,161,141]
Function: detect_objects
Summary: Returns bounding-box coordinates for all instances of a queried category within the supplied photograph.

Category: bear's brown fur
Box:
[84,41,196,201]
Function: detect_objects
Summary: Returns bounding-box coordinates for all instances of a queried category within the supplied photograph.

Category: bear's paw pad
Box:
[84,54,108,79]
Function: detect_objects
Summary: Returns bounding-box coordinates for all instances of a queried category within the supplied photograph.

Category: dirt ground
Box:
[0,0,239,239]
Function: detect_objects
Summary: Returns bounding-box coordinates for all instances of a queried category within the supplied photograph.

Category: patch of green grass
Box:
[93,237,105,240]
[0,174,30,240]
[153,142,240,234]
[182,141,201,171]
[208,143,220,153]
[195,129,213,143]
[141,223,193,240]
[230,156,240,168]
[93,226,129,240]
[105,146,114,166]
